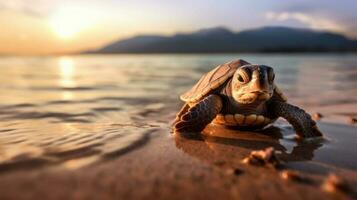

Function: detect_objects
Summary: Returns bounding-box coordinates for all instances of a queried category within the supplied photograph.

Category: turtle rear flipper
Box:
[174,94,222,137]
[269,101,323,138]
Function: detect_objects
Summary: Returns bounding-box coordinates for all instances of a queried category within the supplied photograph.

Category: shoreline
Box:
[0,118,356,199]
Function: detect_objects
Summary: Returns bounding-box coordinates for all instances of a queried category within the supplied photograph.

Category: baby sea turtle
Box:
[173,59,322,138]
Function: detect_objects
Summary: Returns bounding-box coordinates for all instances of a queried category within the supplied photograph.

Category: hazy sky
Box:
[1,0,356,55]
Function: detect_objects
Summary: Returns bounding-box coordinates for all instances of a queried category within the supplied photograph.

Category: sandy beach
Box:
[0,54,356,199]
[0,119,356,199]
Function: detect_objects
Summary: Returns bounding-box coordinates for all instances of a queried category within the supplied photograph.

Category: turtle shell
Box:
[180,59,288,103]
[180,59,250,103]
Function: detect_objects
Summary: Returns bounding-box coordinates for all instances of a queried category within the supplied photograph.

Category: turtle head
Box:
[231,65,275,104]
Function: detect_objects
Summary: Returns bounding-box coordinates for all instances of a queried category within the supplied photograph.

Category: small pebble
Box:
[225,168,234,175]
[242,156,265,166]
[280,170,304,182]
[322,173,350,193]
[349,116,357,124]
[242,147,280,168]
[225,168,242,176]
[233,168,243,175]
[312,112,323,121]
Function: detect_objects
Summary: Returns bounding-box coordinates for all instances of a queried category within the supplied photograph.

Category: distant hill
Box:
[87,27,357,53]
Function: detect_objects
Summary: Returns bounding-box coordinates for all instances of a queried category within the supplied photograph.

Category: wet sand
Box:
[0,100,356,200]
[0,54,356,199]
[0,122,356,200]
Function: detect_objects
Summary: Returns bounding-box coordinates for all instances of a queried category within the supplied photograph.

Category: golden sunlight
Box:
[58,57,75,87]
[58,57,76,100]
[49,4,100,39]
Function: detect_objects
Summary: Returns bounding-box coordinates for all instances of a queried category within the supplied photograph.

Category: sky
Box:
[0,0,357,55]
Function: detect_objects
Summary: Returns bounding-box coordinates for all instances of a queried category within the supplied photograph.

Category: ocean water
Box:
[0,54,356,171]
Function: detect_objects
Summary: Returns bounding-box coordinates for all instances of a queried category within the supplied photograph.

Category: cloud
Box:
[0,0,113,18]
[265,11,346,33]
[0,0,57,17]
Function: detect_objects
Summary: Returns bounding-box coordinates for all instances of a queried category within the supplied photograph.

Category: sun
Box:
[49,4,99,39]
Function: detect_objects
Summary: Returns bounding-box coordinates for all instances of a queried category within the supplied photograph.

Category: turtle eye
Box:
[268,69,275,83]
[237,69,250,84]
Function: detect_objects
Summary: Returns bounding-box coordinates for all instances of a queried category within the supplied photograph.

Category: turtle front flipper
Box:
[174,94,222,137]
[269,101,323,138]
[173,103,189,125]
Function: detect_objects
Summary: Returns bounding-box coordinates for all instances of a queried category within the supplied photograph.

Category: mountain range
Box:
[86,27,357,53]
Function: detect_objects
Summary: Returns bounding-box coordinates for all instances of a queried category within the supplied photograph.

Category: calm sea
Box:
[0,54,356,169]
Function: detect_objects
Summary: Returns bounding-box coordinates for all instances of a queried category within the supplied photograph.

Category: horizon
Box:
[1,0,357,55]
[3,25,357,56]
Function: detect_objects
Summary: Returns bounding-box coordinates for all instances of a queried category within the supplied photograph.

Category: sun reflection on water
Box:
[58,57,76,100]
